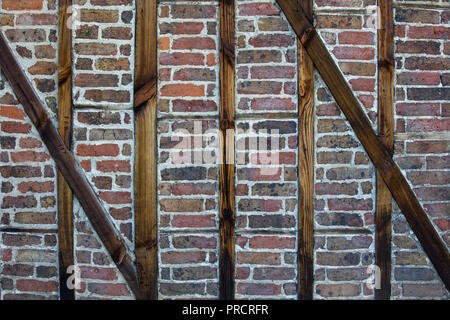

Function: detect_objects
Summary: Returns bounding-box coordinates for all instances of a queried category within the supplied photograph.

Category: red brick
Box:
[160,52,204,66]
[339,31,374,45]
[84,90,130,103]
[99,191,132,204]
[328,198,372,211]
[80,266,118,281]
[74,74,119,88]
[397,72,441,86]
[250,66,295,79]
[160,22,204,35]
[408,26,449,39]
[172,183,216,196]
[434,218,449,232]
[96,160,130,173]
[80,160,91,172]
[407,141,448,154]
[248,34,295,47]
[424,203,450,218]
[250,98,295,111]
[1,121,31,134]
[16,13,57,25]
[237,168,282,181]
[161,251,207,264]
[76,144,120,157]
[332,47,374,60]
[349,78,376,92]
[160,84,204,97]
[172,100,217,112]
[11,151,50,163]
[19,137,42,149]
[239,3,278,16]
[249,236,295,249]
[87,283,130,297]
[16,279,57,293]
[396,103,440,116]
[171,214,215,228]
[0,106,26,120]
[2,0,44,10]
[406,119,450,132]
[237,252,281,265]
[18,181,54,193]
[237,283,281,296]
[172,37,215,50]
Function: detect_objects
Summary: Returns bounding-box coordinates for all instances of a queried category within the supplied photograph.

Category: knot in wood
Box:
[300,26,314,47]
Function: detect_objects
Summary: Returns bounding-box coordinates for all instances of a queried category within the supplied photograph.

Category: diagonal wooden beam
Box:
[276,0,450,290]
[297,0,314,301]
[0,31,140,298]
[376,0,394,300]
[57,0,75,300]
[134,0,158,300]
[219,0,236,300]
[134,76,156,109]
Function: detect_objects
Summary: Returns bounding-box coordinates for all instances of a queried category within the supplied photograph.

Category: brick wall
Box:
[72,109,135,299]
[313,0,377,299]
[1,0,59,299]
[0,0,449,300]
[234,0,298,299]
[72,0,135,108]
[157,2,220,299]
[391,5,449,299]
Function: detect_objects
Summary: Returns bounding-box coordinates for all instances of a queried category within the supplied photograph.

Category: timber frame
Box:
[0,0,448,300]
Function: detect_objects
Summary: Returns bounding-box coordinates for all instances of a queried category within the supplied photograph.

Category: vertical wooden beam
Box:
[219,0,235,300]
[376,0,394,300]
[297,0,314,301]
[134,0,158,300]
[57,0,74,300]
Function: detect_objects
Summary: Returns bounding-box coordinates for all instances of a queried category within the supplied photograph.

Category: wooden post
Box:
[57,0,75,300]
[219,0,236,300]
[376,0,394,300]
[0,31,140,298]
[297,0,314,301]
[134,0,158,300]
[276,0,450,290]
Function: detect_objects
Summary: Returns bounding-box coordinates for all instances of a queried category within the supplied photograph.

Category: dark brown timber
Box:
[297,0,314,301]
[57,0,75,300]
[219,0,236,300]
[134,0,158,300]
[376,0,394,300]
[276,0,450,290]
[0,31,140,298]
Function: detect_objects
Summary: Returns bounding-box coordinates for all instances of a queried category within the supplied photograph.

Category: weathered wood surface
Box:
[376,0,395,300]
[57,0,75,300]
[134,0,158,300]
[0,31,140,298]
[219,0,236,300]
[276,0,450,290]
[134,76,156,109]
[297,0,314,301]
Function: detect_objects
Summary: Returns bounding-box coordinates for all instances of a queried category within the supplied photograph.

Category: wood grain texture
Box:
[297,0,314,301]
[0,31,140,298]
[276,0,450,291]
[219,0,235,300]
[376,0,394,301]
[134,76,156,109]
[57,0,75,301]
[134,0,158,300]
